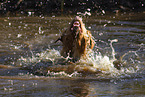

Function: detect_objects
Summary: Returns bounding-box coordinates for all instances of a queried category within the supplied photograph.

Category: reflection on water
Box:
[0,12,145,96]
[1,77,145,96]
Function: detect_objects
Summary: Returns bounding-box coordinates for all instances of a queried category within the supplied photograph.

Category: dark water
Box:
[0,12,145,96]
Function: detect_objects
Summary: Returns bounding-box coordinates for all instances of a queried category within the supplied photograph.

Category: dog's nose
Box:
[72,26,79,33]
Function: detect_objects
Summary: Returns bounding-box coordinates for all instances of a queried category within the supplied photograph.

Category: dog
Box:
[55,16,95,61]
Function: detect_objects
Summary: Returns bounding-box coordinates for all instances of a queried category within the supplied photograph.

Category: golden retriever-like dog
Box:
[56,16,95,61]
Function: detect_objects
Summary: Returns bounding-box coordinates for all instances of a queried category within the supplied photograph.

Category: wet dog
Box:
[56,16,95,61]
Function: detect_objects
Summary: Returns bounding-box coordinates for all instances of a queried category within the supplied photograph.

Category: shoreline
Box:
[0,0,144,16]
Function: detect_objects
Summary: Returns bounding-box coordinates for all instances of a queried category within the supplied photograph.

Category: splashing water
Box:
[16,39,141,78]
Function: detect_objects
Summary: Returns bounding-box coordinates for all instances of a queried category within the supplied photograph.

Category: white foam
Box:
[17,39,140,78]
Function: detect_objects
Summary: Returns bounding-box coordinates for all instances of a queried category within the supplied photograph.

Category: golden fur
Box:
[57,16,95,61]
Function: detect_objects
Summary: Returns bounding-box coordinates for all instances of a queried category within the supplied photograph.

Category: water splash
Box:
[16,39,142,78]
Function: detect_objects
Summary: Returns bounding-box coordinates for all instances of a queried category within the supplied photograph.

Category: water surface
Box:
[0,12,145,96]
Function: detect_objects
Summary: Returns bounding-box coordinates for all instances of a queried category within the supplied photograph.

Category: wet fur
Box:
[57,16,95,61]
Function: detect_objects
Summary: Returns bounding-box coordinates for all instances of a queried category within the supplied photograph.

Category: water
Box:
[0,12,145,96]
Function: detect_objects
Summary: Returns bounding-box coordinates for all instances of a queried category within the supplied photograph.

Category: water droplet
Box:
[22,84,25,87]
[17,34,22,38]
[4,87,7,91]
[9,23,11,26]
[102,10,105,14]
[88,26,91,29]
[87,8,91,11]
[52,15,55,17]
[107,21,111,23]
[104,24,107,27]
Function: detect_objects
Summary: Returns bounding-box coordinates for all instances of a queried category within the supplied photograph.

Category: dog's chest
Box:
[62,34,75,48]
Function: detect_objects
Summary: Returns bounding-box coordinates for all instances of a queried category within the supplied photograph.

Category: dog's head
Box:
[70,16,86,37]
[71,21,81,35]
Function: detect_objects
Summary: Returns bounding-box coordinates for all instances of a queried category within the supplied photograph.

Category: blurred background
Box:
[0,0,145,16]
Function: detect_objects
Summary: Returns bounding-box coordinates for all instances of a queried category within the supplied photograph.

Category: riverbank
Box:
[0,0,144,16]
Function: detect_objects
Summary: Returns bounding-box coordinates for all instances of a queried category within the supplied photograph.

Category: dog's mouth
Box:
[72,26,80,33]
[71,26,82,39]
[71,21,82,34]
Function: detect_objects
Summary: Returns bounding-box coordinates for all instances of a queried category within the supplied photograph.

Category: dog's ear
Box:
[90,38,95,49]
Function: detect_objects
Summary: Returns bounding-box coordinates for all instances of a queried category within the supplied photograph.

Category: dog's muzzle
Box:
[72,26,80,33]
